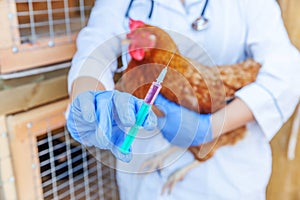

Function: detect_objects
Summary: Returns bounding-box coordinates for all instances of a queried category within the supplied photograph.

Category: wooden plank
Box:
[30,136,44,200]
[6,99,69,200]
[267,107,300,199]
[13,111,67,141]
[7,118,38,200]
[0,75,68,115]
[0,0,12,49]
[0,0,20,49]
[0,116,18,200]
[7,99,69,140]
[0,43,76,73]
[278,0,300,50]
[9,0,21,47]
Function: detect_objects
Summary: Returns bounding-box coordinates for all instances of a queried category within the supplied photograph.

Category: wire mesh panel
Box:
[6,99,120,200]
[12,0,94,46]
[0,0,94,73]
[36,127,119,200]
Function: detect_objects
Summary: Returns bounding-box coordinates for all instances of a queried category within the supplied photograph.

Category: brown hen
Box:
[115,19,261,193]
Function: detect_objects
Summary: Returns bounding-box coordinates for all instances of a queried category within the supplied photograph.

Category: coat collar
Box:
[154,0,204,15]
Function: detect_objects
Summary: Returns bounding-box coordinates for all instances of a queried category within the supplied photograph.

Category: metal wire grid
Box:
[26,123,119,200]
[8,0,94,47]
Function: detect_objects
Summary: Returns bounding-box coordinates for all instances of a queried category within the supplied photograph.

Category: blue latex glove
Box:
[154,94,213,147]
[67,90,157,162]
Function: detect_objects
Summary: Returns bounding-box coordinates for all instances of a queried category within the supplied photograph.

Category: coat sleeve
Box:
[235,0,300,140]
[68,0,129,92]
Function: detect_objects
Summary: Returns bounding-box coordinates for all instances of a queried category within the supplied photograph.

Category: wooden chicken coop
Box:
[0,0,93,73]
[0,99,120,200]
[0,0,120,199]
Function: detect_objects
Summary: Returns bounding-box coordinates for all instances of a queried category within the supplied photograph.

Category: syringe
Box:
[119,67,168,154]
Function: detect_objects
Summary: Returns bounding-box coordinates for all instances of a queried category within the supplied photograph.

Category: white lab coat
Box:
[68,0,300,199]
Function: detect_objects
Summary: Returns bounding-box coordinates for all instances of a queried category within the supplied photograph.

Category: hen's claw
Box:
[139,155,165,173]
[161,167,188,194]
[139,146,180,173]
[161,160,200,195]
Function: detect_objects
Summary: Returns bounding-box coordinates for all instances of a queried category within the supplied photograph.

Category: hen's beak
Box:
[121,38,131,45]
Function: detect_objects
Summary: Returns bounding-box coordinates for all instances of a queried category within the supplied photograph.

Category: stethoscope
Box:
[119,0,209,73]
[125,0,209,31]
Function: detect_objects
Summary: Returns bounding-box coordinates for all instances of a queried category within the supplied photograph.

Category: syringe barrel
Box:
[144,82,162,104]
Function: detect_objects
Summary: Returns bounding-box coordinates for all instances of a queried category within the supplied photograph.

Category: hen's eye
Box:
[149,34,156,41]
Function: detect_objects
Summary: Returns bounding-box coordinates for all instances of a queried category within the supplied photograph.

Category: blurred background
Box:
[0,0,299,199]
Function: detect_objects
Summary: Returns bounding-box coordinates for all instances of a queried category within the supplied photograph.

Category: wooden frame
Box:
[0,0,18,50]
[0,74,68,115]
[0,42,76,73]
[0,0,94,74]
[0,116,18,200]
[6,99,69,200]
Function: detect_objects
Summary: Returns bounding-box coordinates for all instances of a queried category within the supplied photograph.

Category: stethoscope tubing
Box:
[201,0,208,16]
[125,0,154,19]
[125,0,209,31]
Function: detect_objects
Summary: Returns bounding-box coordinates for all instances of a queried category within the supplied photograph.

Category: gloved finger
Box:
[153,94,177,116]
[111,124,127,147]
[77,91,96,123]
[110,124,132,161]
[154,94,172,107]
[66,110,81,142]
[110,124,132,162]
[96,98,113,148]
[143,109,158,130]
[67,103,97,144]
[133,98,158,130]
[94,128,110,149]
[153,99,168,119]
[113,91,136,127]
[111,146,132,163]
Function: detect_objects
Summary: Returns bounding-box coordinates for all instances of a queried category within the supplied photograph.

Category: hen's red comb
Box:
[129,18,145,31]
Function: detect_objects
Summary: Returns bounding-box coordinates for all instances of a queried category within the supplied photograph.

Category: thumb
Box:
[78,92,96,123]
[153,94,172,117]
[143,109,158,130]
[113,91,136,126]
[154,94,169,106]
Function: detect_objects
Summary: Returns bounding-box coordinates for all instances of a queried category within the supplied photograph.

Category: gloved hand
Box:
[154,94,213,147]
[67,90,157,162]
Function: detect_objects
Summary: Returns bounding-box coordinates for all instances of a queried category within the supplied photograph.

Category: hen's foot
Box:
[139,146,180,173]
[161,160,200,195]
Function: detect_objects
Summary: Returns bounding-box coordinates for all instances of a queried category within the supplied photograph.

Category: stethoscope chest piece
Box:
[192,16,209,31]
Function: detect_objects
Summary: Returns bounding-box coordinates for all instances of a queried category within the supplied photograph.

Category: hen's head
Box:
[126,19,157,61]
[126,19,178,61]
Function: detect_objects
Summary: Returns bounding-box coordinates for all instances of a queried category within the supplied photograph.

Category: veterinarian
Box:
[67,0,300,199]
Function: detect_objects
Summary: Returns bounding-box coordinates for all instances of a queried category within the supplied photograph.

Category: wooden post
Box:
[0,0,20,49]
[6,99,69,200]
[0,116,18,200]
[278,0,300,50]
[267,106,300,200]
